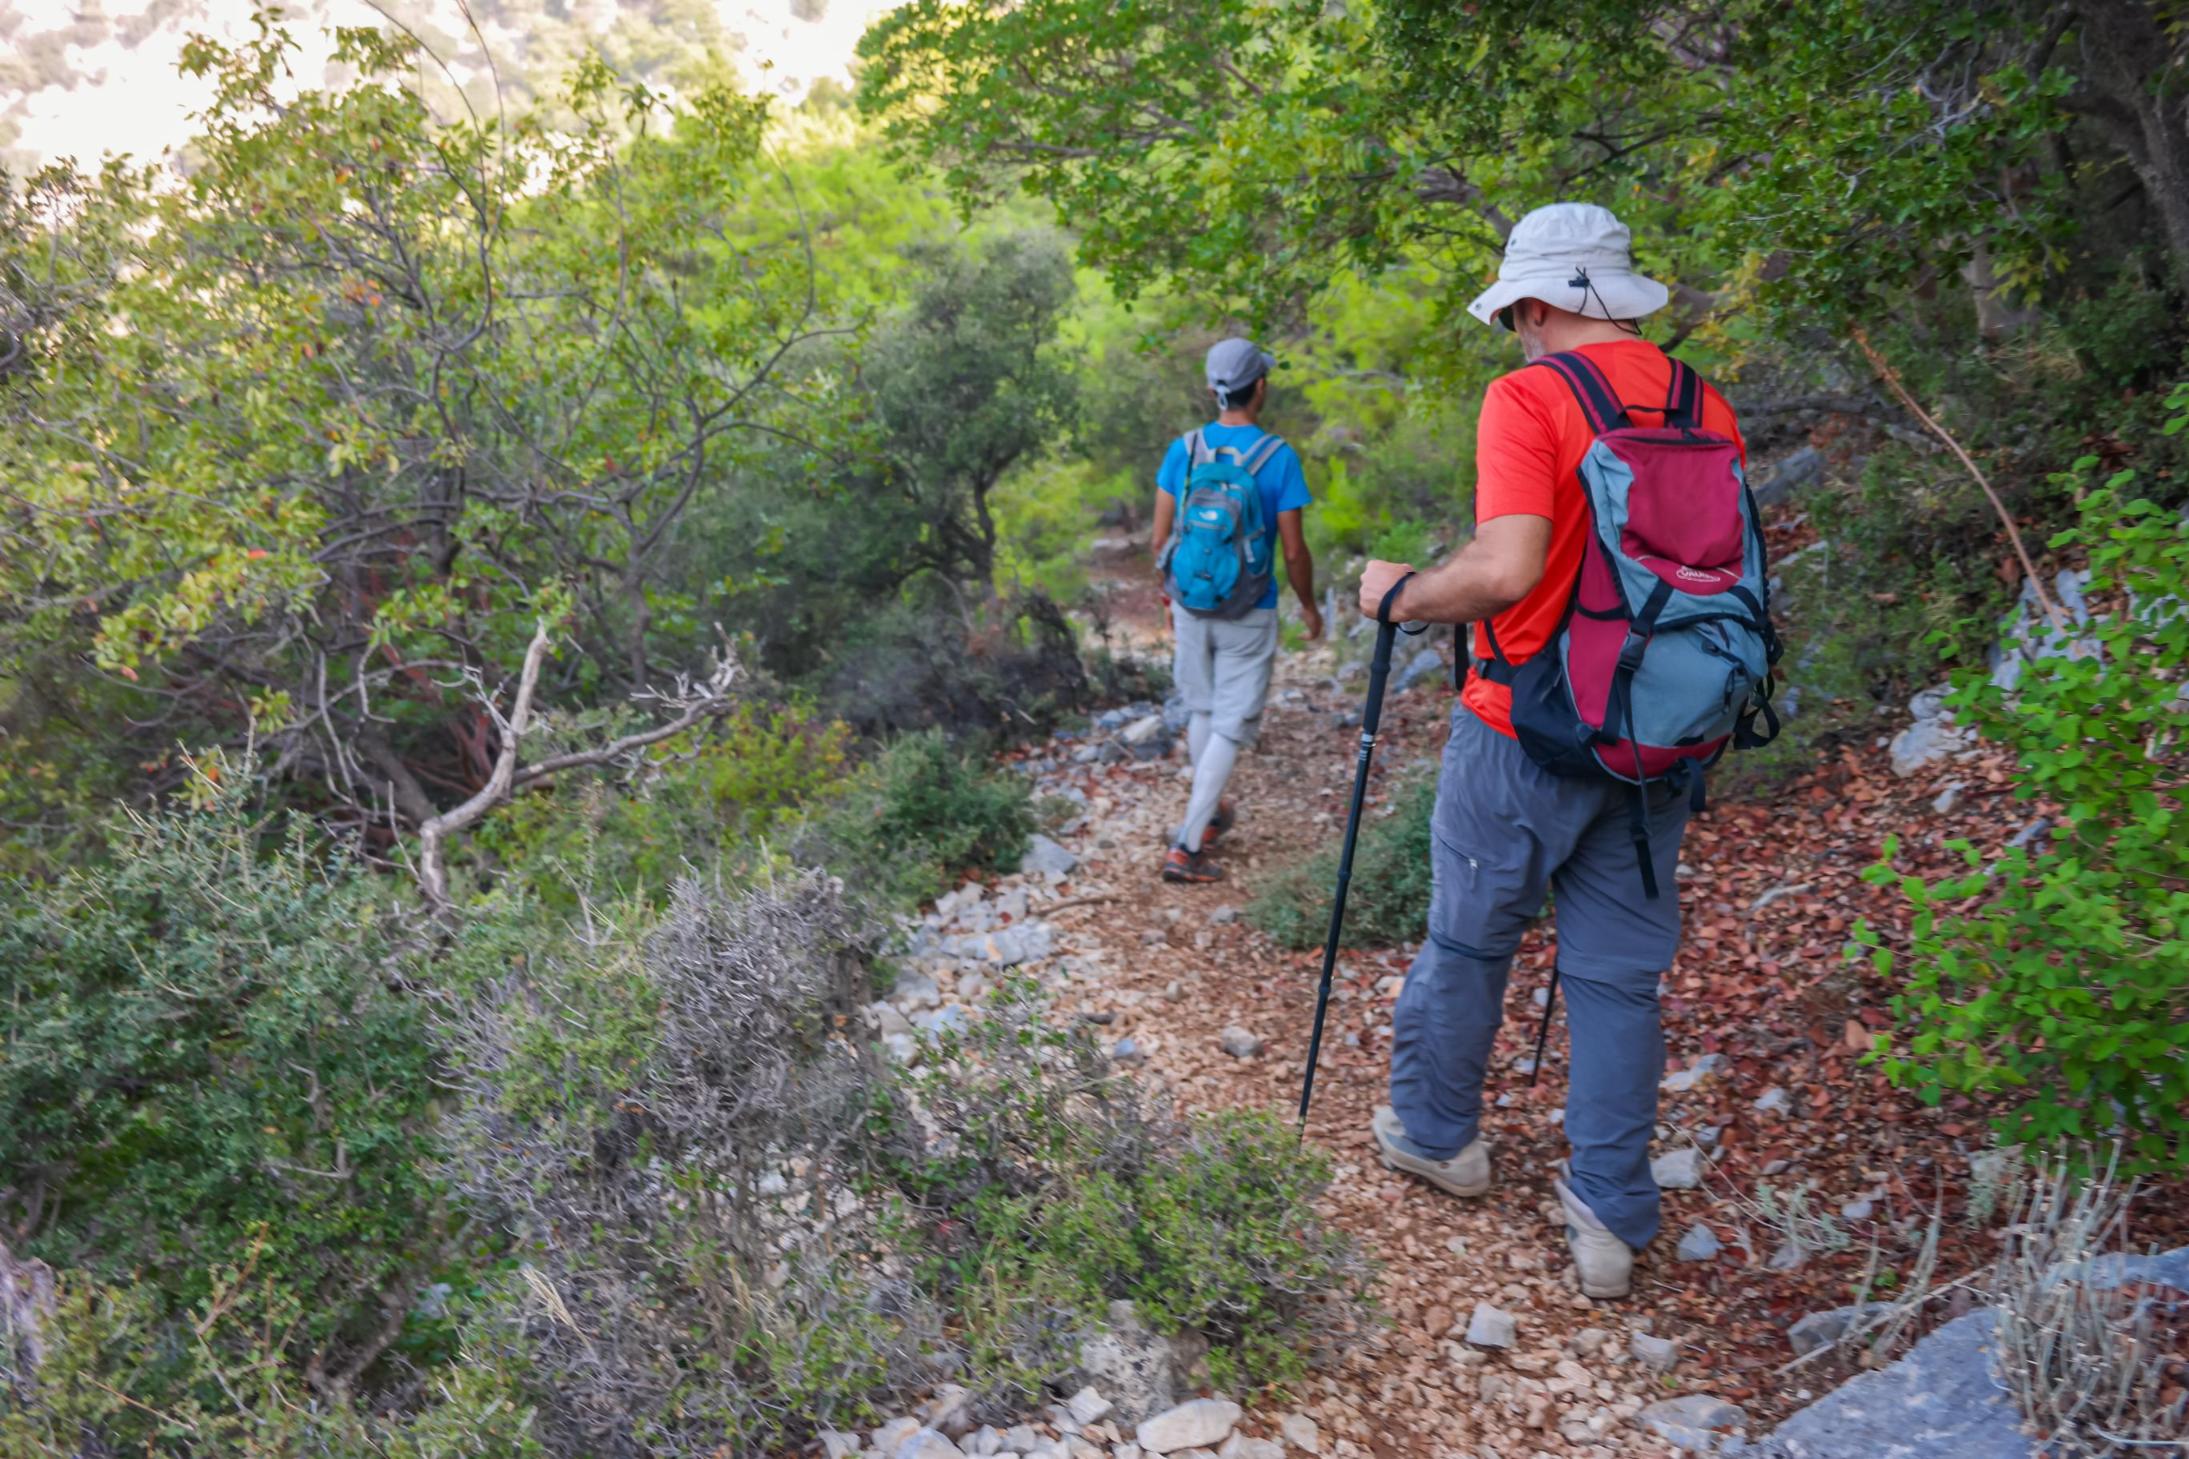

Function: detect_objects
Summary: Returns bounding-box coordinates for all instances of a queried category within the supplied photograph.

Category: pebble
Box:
[1660,1052,1728,1092]
[1675,1222,1722,1262]
[1651,1147,1705,1189]
[1111,1037,1146,1064]
[1753,1085,1791,1114]
[1208,905,1241,925]
[1931,781,1965,815]
[1840,1198,1875,1221]
[1279,1414,1321,1453]
[894,1429,969,1459]
[1629,1332,1681,1373]
[1216,1437,1282,1459]
[1465,1301,1517,1348]
[1570,1327,1611,1358]
[1635,1394,1747,1453]
[1067,1388,1114,1426]
[1135,1398,1241,1454]
[1218,1025,1264,1058]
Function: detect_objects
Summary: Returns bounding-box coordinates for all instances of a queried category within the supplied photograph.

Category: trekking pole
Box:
[1297,573,1417,1135]
[1528,966,1560,1087]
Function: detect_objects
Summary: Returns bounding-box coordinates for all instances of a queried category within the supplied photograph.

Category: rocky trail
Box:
[853,553,2185,1459]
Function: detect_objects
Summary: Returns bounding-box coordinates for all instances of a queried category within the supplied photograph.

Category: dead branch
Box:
[1852,328,2065,629]
[412,622,741,913]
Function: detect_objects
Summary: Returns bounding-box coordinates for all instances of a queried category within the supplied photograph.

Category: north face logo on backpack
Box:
[1481,351,1783,899]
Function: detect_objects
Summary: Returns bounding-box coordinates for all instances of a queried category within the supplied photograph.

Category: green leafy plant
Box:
[0,782,444,1377]
[822,729,1036,905]
[1860,423,2189,1173]
[1250,771,1437,950]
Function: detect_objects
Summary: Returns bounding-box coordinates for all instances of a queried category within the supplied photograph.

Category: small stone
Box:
[1840,1198,1875,1222]
[1786,1302,1892,1357]
[925,1384,974,1435]
[894,970,943,1010]
[1067,1389,1114,1427]
[967,1429,1003,1457]
[1570,1327,1611,1358]
[1753,1085,1791,1115]
[1675,1223,1722,1262]
[1022,834,1080,878]
[1651,1147,1705,1189]
[1630,1332,1681,1373]
[1660,1053,1728,1093]
[1111,1038,1145,1064]
[1216,1437,1283,1459]
[1208,905,1241,925]
[874,1419,923,1452]
[1113,1446,1144,1459]
[894,1430,969,1459]
[1768,1241,1805,1271]
[1932,781,1965,815]
[1889,717,1971,777]
[1135,1398,1242,1454]
[1002,1427,1044,1454]
[1121,714,1166,746]
[1219,1025,1264,1058]
[1465,1301,1517,1348]
[1279,1414,1321,1453]
[820,1431,862,1459]
[1635,1395,1747,1454]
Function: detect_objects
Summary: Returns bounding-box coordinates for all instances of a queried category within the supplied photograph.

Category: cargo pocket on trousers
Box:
[1427,822,1534,960]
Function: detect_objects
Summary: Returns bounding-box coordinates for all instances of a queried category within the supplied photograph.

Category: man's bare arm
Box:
[1149,489,1176,561]
[1277,509,1323,640]
[1356,514,1552,625]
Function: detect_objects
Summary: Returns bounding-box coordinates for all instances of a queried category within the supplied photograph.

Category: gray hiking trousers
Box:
[1388,704,1692,1250]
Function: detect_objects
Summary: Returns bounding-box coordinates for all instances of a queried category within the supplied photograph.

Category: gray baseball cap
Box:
[1205,337,1276,398]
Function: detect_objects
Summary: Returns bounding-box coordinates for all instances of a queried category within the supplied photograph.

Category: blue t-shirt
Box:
[1158,423,1311,610]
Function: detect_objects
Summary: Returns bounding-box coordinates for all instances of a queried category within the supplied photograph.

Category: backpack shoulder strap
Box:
[1183,428,1211,467]
[1531,351,1629,434]
[1241,433,1286,474]
[1663,358,1705,429]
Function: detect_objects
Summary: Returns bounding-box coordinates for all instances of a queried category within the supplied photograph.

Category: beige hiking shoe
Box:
[1555,1175,1635,1299]
[1371,1105,1491,1198]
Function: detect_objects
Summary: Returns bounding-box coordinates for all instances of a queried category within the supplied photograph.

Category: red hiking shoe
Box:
[1198,799,1238,850]
[1161,845,1225,884]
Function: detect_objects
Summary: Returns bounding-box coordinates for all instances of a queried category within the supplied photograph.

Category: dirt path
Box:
[955,538,2171,1458]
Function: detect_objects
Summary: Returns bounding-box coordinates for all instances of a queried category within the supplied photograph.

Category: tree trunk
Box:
[2070,0,2189,275]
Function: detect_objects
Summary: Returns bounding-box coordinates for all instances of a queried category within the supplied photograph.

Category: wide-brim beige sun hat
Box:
[1466,202,1671,329]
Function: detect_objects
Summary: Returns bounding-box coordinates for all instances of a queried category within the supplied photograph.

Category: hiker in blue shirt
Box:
[1149,337,1320,883]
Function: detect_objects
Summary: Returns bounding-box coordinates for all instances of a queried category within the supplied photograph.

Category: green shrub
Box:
[0,1267,537,1459]
[822,729,1035,905]
[1860,415,2189,1174]
[1249,771,1437,950]
[467,702,851,910]
[0,787,443,1377]
[884,998,1372,1410]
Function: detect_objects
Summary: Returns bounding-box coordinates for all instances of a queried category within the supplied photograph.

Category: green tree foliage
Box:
[859,1,2188,341]
[1861,389,2189,1174]
[0,782,442,1382]
[0,20,821,837]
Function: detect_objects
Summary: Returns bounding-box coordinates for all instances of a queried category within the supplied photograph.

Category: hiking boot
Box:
[1199,800,1238,850]
[1371,1105,1491,1198]
[1161,845,1224,884]
[1555,1175,1635,1299]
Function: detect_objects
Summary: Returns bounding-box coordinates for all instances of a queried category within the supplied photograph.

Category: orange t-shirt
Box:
[1460,340,1747,738]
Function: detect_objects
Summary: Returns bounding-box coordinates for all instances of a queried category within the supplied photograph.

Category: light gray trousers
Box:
[1388,705,1692,1250]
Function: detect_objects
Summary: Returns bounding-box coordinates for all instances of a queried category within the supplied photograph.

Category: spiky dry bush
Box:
[1993,1156,2188,1456]
[439,873,942,1459]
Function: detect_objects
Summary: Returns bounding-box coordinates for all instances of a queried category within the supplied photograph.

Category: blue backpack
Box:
[1160,428,1284,618]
